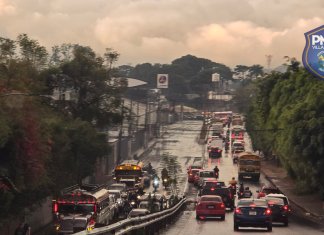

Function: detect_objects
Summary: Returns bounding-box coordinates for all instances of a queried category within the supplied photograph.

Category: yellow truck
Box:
[237,152,260,181]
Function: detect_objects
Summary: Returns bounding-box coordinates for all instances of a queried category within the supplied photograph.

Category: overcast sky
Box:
[0,0,323,68]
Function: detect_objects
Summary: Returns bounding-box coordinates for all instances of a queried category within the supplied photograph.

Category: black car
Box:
[265,196,289,226]
[201,180,226,190]
[200,187,235,210]
[234,199,272,231]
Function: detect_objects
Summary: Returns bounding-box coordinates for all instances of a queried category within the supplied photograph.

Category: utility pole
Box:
[117,99,125,164]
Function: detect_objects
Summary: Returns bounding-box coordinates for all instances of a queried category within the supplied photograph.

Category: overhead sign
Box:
[212,73,220,82]
[157,74,168,88]
[302,25,324,80]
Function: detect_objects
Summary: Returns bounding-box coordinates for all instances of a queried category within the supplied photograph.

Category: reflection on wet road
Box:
[145,121,324,235]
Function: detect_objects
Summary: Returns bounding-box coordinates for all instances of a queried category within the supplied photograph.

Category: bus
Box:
[52,184,113,234]
[114,160,144,190]
[237,152,261,181]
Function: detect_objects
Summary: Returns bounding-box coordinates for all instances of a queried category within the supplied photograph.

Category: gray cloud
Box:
[0,0,323,67]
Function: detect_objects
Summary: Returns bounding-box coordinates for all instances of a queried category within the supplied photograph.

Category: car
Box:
[197,170,217,188]
[257,186,281,199]
[108,183,127,194]
[108,189,126,212]
[232,149,245,163]
[196,195,225,220]
[138,201,162,213]
[128,208,150,218]
[187,164,203,173]
[264,196,290,226]
[234,198,272,232]
[266,193,291,213]
[138,193,168,210]
[188,169,200,183]
[201,180,226,190]
[200,187,235,210]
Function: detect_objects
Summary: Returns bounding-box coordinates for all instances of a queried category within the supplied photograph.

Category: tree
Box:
[234,65,249,79]
[249,64,264,79]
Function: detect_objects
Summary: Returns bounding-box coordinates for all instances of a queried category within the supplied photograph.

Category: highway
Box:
[140,120,324,235]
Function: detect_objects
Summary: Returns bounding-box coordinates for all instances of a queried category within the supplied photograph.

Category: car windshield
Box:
[59,203,95,214]
[201,197,222,202]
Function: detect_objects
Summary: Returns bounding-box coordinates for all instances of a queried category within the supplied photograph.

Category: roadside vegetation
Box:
[236,59,324,196]
[0,34,126,222]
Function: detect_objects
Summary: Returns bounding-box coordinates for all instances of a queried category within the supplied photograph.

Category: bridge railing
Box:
[74,197,187,235]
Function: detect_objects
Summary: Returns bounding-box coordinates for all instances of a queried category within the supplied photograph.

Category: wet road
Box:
[142,120,324,235]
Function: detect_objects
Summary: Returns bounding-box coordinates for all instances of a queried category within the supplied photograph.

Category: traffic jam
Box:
[51,159,180,234]
[189,112,292,232]
[51,112,293,234]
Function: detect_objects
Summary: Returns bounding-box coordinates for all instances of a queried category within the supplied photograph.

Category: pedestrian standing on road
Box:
[23,223,31,235]
[14,223,24,235]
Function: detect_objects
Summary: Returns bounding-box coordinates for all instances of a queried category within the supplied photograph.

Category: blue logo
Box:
[302,25,324,80]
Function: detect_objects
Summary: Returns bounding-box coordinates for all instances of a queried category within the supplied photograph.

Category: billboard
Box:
[157,74,168,88]
[212,73,220,82]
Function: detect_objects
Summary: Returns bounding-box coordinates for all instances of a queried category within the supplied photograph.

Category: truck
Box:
[237,152,260,181]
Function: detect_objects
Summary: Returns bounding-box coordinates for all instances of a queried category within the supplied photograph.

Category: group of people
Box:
[228,176,252,198]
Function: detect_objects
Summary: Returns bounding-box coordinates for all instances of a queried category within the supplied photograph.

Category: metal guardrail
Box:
[74,197,187,235]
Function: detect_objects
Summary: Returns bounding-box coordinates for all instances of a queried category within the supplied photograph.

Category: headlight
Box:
[163,178,168,182]
[131,201,136,205]
[55,225,60,231]
[137,195,141,199]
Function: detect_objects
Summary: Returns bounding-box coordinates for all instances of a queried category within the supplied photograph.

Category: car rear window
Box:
[263,188,280,194]
[204,181,225,187]
[191,165,202,169]
[265,197,284,205]
[237,200,267,207]
[239,160,260,166]
[200,171,214,177]
[201,196,222,202]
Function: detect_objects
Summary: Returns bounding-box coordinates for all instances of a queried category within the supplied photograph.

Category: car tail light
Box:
[282,205,288,210]
[264,208,272,215]
[53,202,58,213]
[189,173,193,176]
[235,208,242,215]
[89,219,96,225]
[220,203,225,208]
[211,188,215,191]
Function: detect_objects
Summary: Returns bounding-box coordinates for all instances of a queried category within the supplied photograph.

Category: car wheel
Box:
[284,221,289,227]
[220,215,225,220]
[267,225,272,232]
[234,223,239,231]
[196,215,200,220]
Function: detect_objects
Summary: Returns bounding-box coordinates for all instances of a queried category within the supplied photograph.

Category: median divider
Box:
[74,197,187,235]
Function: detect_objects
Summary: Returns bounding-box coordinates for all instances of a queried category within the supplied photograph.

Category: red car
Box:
[188,169,200,183]
[196,195,225,220]
[257,186,281,199]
